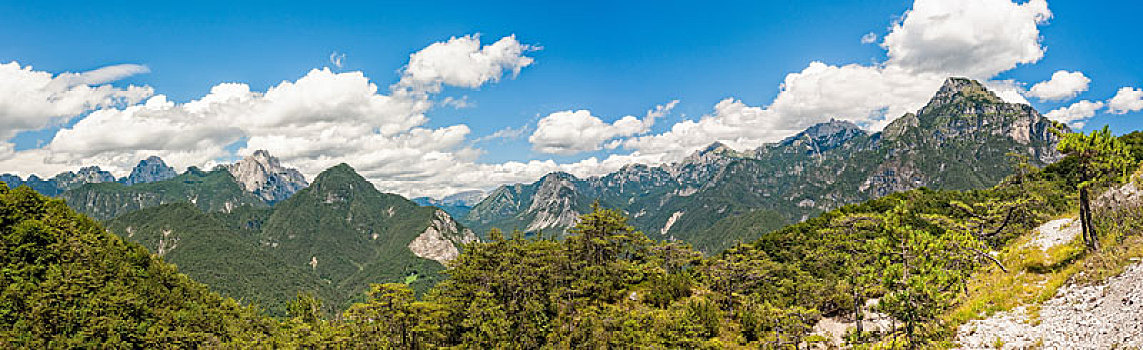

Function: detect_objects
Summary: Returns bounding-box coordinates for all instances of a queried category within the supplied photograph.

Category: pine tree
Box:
[1057,126,1135,250]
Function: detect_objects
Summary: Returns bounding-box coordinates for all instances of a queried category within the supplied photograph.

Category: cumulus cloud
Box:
[0,62,152,139]
[530,100,677,155]
[1045,100,1104,128]
[1107,87,1143,114]
[37,67,435,178]
[882,0,1051,78]
[395,34,537,94]
[1026,70,1090,101]
[861,32,878,44]
[329,51,346,68]
[473,125,527,143]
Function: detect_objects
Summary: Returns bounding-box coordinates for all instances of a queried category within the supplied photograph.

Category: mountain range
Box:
[459,77,1063,253]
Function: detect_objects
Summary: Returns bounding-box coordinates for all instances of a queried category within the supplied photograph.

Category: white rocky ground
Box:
[812,299,895,346]
[956,262,1143,349]
[1024,218,1080,252]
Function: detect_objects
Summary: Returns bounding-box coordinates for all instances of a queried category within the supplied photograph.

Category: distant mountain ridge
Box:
[461,77,1064,253]
[3,150,311,220]
[412,189,487,218]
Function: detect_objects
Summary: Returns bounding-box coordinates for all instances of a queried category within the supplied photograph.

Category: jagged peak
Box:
[537,171,578,184]
[779,119,865,145]
[683,142,740,162]
[922,77,1004,112]
[124,156,177,185]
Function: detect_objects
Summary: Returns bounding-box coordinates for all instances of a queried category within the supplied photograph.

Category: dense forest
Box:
[2,129,1142,348]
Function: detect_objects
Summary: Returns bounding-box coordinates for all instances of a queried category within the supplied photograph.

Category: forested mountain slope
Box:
[102,164,476,316]
[0,185,275,348]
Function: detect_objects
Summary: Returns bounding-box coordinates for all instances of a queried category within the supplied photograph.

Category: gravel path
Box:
[956,262,1143,349]
[1024,218,1080,252]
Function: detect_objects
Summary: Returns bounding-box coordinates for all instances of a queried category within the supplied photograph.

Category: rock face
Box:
[123,156,178,185]
[50,166,117,191]
[957,263,1143,349]
[462,77,1063,253]
[408,210,479,264]
[223,150,308,204]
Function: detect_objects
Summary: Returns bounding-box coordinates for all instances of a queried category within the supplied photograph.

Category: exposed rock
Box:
[523,173,582,233]
[1024,218,1080,251]
[812,299,895,346]
[51,166,116,191]
[123,156,177,185]
[408,210,478,264]
[776,119,866,153]
[223,150,309,204]
[957,263,1143,349]
[661,211,684,236]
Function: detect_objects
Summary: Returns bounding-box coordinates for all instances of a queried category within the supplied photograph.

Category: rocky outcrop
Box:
[223,150,308,204]
[408,210,478,264]
[123,156,177,185]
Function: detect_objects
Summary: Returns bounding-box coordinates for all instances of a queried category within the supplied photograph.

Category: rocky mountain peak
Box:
[223,150,309,204]
[776,119,866,151]
[51,166,116,191]
[921,77,1004,113]
[124,156,177,185]
[681,141,743,166]
[526,172,581,232]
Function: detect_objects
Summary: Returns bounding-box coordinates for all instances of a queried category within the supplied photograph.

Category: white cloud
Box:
[882,0,1051,78]
[1107,87,1143,114]
[39,67,435,177]
[1026,70,1090,101]
[529,100,677,155]
[329,51,346,69]
[394,34,536,94]
[0,62,152,139]
[861,32,878,44]
[1045,100,1104,128]
[0,35,554,198]
[473,125,527,143]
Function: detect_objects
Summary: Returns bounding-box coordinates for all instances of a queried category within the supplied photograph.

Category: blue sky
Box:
[1,0,1141,197]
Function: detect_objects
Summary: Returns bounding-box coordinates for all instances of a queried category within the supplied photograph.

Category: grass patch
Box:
[943,204,1143,339]
[943,221,1085,327]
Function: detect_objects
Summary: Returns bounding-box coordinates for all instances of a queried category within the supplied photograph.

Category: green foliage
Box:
[0,184,277,348]
[100,164,473,318]
[1058,126,1135,250]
